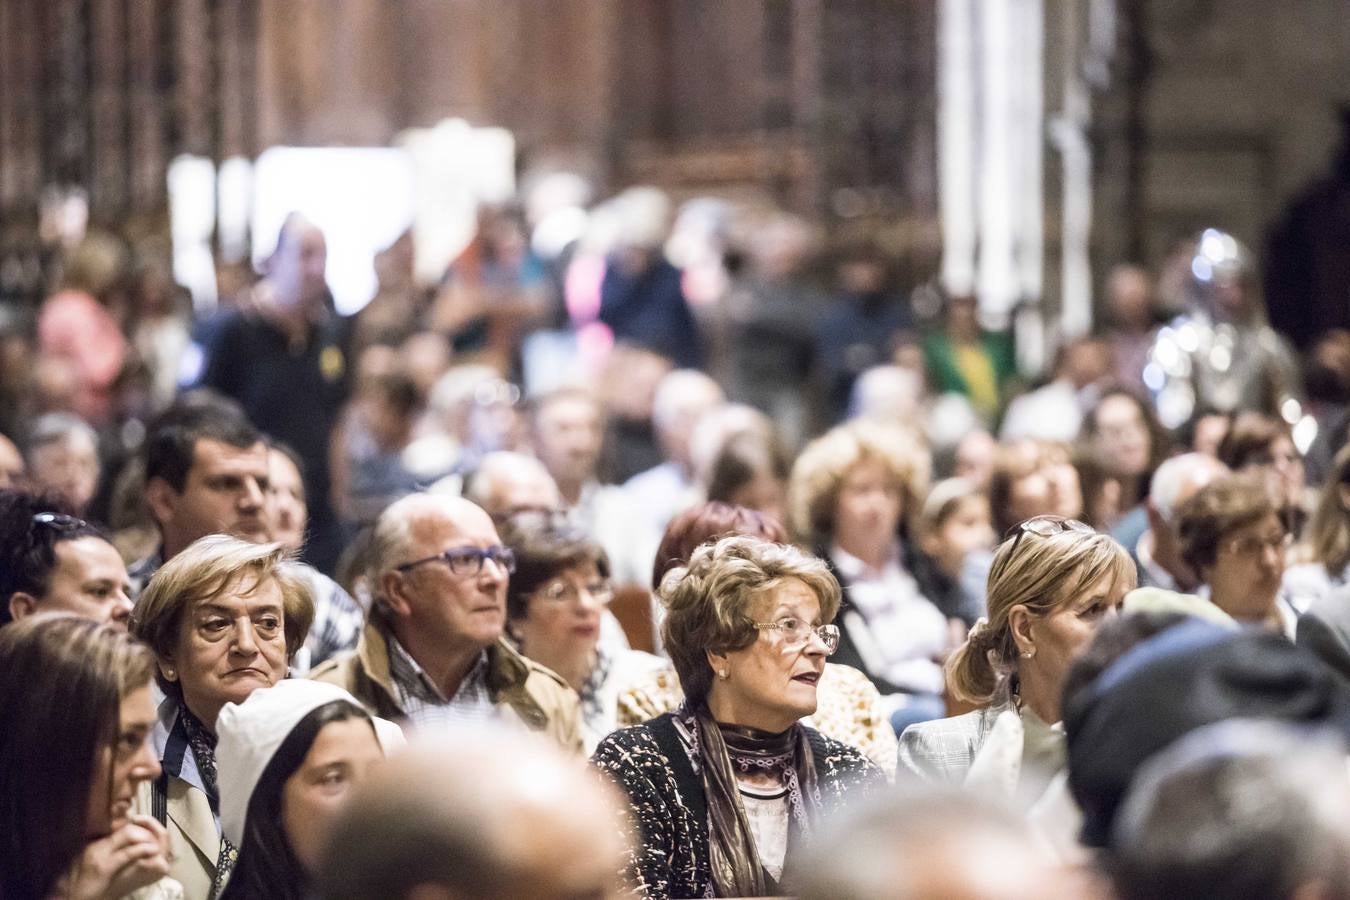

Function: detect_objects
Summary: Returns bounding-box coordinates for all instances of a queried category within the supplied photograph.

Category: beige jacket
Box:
[310,625,583,753]
[131,699,221,900]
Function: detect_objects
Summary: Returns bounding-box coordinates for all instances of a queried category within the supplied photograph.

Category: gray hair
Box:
[1113,720,1350,900]
[461,452,558,516]
[366,499,417,606]
[26,413,97,456]
[795,785,1056,900]
[651,369,724,436]
[1148,452,1229,522]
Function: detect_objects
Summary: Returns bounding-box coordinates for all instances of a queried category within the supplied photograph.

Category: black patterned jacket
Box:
[591,712,884,898]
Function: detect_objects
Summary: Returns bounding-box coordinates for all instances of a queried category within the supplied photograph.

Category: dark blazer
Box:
[591,712,883,899]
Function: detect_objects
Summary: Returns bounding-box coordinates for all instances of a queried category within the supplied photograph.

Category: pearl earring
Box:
[718,669,729,680]
[1020,650,1035,659]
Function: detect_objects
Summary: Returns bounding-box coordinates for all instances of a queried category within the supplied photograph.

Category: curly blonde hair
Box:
[945,519,1135,704]
[659,535,841,705]
[787,419,929,548]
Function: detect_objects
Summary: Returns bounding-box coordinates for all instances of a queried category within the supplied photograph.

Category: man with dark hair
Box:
[0,489,132,628]
[138,403,270,577]
[132,398,363,670]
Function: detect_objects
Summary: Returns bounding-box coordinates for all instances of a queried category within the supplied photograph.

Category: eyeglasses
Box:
[532,579,614,607]
[1222,532,1293,558]
[396,545,517,577]
[1005,516,1095,556]
[752,617,840,654]
[32,512,89,533]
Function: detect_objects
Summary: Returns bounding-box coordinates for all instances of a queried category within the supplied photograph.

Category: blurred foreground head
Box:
[794,785,1094,900]
[316,727,626,900]
[1112,721,1350,900]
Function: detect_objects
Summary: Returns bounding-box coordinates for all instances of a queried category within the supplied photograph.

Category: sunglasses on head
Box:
[1004,516,1096,556]
[32,512,89,533]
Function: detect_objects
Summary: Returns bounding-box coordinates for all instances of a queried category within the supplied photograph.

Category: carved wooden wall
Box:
[1,0,940,284]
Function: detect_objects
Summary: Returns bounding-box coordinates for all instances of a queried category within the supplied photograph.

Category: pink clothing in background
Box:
[38,290,128,424]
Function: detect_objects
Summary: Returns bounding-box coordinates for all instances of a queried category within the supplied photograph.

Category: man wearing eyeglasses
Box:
[311,492,582,751]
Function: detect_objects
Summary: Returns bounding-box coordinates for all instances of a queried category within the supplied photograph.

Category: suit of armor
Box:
[1145,229,1302,430]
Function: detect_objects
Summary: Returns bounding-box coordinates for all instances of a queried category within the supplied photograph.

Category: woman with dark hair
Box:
[0,614,176,899]
[499,513,665,752]
[704,431,790,527]
[0,488,133,627]
[1177,475,1295,633]
[1217,411,1309,536]
[593,535,883,897]
[652,501,790,590]
[216,680,401,900]
[1081,387,1169,517]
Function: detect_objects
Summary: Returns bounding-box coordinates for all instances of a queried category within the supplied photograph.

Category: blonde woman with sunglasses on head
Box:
[897,516,1135,807]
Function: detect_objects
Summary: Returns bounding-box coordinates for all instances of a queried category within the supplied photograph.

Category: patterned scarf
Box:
[579,647,613,728]
[682,704,820,897]
[178,707,237,898]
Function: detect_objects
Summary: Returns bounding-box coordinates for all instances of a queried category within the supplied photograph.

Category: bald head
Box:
[370,493,494,581]
[267,213,328,312]
[463,452,561,523]
[796,787,1089,900]
[850,365,923,423]
[1149,453,1230,522]
[317,729,625,900]
[652,370,725,471]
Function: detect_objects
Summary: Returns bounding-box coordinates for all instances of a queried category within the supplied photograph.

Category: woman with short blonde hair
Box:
[899,517,1134,804]
[131,534,314,899]
[787,419,954,731]
[594,535,881,898]
[787,419,928,548]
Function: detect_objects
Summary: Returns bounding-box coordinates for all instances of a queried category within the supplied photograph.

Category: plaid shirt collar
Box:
[386,632,490,708]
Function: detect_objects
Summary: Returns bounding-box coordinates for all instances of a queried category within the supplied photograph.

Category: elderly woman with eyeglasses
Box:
[898,516,1134,808]
[1177,474,1296,634]
[593,534,884,898]
[130,535,313,899]
[498,513,665,752]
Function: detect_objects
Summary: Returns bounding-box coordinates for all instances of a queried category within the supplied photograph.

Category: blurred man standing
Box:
[198,214,351,574]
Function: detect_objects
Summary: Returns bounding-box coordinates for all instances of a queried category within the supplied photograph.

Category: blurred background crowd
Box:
[5,2,1350,899]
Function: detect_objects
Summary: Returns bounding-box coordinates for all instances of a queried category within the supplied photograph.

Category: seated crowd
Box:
[4,211,1350,900]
